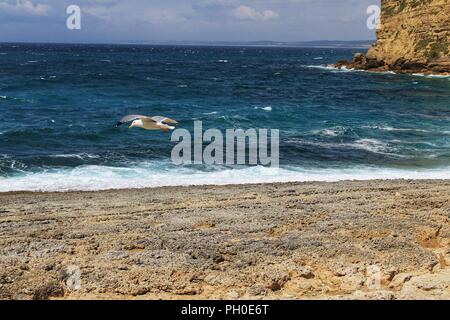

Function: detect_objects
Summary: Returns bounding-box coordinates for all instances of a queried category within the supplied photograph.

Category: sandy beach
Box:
[0,179,449,300]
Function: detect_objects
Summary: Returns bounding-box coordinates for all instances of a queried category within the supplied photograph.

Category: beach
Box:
[1,179,449,300]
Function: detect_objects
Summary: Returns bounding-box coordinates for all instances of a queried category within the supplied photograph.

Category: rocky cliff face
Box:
[336,0,450,74]
[369,0,449,65]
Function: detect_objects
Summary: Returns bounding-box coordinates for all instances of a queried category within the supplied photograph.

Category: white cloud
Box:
[82,1,189,26]
[0,0,50,16]
[83,5,112,21]
[232,5,279,21]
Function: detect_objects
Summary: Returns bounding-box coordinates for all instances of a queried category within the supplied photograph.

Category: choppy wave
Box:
[412,73,450,79]
[307,64,450,79]
[321,129,339,137]
[285,138,396,155]
[312,126,354,137]
[255,106,273,112]
[305,64,396,75]
[363,126,450,136]
[362,125,431,133]
[353,139,390,153]
[305,64,366,73]
[305,64,343,71]
[49,153,101,160]
[0,95,16,100]
[1,164,450,192]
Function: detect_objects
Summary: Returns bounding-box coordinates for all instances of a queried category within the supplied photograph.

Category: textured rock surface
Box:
[0,180,449,300]
[368,0,449,67]
[336,0,450,74]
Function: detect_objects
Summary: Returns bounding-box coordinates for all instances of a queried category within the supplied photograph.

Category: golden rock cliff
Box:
[336,0,450,74]
[368,0,449,67]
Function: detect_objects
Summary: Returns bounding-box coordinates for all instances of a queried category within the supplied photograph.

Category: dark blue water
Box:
[1,44,449,191]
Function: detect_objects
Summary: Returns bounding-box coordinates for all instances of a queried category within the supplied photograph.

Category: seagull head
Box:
[129,119,141,129]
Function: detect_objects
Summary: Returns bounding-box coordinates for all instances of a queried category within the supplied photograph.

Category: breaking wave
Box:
[1,163,450,192]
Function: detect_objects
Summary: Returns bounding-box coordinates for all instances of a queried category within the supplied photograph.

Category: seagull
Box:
[116,115,178,132]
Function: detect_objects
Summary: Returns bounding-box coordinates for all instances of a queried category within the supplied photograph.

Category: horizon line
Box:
[0,39,375,48]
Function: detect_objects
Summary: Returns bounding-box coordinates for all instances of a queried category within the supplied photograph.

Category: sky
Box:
[0,0,380,43]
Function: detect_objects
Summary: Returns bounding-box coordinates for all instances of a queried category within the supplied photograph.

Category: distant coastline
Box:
[0,40,374,49]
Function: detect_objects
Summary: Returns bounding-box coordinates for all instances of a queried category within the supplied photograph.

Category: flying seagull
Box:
[116,115,178,132]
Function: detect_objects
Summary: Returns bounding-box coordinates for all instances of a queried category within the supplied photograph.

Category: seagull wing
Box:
[141,117,162,130]
[115,115,154,127]
[151,116,178,125]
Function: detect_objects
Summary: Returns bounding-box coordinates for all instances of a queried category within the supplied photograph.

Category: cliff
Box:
[336,0,450,74]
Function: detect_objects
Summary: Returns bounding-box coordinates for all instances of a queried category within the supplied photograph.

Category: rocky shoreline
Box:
[0,180,449,300]
[334,53,450,76]
[334,0,449,76]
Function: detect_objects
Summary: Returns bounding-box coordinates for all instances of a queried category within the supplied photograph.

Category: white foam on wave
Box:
[305,64,343,71]
[320,129,339,137]
[0,95,23,102]
[255,106,273,112]
[1,164,450,192]
[306,65,449,78]
[286,138,395,155]
[363,125,431,133]
[388,139,439,148]
[364,126,450,136]
[312,126,349,137]
[307,64,386,74]
[412,73,450,79]
[353,139,388,153]
[49,153,101,160]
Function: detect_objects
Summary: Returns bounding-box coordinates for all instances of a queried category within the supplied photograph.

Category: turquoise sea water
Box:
[0,44,449,191]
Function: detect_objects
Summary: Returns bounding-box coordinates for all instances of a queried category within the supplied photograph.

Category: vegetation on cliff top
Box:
[383,0,433,16]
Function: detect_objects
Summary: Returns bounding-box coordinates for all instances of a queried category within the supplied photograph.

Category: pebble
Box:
[247,284,268,296]
[297,266,315,279]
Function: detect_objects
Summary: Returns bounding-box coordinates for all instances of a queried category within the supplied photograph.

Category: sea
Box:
[0,43,449,192]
